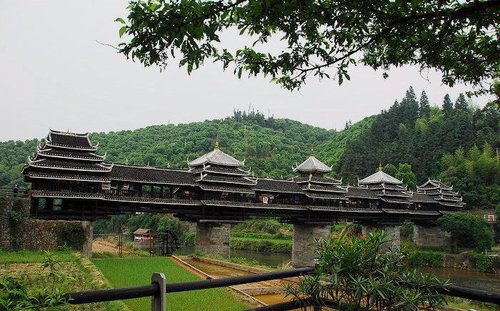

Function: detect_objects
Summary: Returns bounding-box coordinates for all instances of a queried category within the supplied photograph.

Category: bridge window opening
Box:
[53,199,63,211]
[37,198,47,210]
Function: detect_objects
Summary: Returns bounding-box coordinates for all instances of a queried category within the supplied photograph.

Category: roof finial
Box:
[310,144,316,157]
[378,160,383,171]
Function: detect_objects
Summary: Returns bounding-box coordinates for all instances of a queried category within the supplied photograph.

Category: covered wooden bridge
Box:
[23,130,465,266]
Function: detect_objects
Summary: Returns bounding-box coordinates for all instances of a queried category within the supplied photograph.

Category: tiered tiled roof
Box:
[293,156,332,174]
[358,169,411,205]
[24,130,467,215]
[189,147,256,194]
[416,179,465,208]
[110,164,196,186]
[292,156,347,200]
[23,130,111,183]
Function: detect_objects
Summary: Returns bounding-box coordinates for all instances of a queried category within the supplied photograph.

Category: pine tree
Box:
[419,91,431,118]
[455,93,469,110]
[443,94,453,114]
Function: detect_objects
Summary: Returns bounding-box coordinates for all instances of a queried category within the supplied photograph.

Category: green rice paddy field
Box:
[92,257,249,311]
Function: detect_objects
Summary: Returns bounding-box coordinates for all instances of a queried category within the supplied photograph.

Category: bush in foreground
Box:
[286,232,448,310]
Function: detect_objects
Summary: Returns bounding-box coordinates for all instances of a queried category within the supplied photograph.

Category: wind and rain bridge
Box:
[23,130,465,266]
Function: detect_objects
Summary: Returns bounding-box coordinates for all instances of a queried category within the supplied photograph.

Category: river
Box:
[175,246,500,293]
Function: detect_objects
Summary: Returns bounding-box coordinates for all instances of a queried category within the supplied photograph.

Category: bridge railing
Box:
[0,187,28,198]
[64,267,499,311]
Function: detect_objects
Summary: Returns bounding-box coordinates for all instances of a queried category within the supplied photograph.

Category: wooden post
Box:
[151,273,166,311]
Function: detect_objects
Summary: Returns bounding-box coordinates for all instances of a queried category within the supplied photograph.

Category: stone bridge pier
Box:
[361,222,402,251]
[195,222,231,258]
[412,222,451,247]
[292,223,331,267]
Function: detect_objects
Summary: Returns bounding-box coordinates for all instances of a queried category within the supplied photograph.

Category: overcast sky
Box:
[0,1,492,142]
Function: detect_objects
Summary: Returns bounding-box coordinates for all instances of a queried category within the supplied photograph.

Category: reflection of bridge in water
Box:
[23,130,465,266]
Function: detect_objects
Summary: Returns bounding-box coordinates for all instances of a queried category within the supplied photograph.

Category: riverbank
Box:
[404,242,500,274]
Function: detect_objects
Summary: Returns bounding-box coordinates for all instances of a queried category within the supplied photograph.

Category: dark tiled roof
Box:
[27,158,112,172]
[189,149,243,167]
[359,171,403,185]
[196,174,256,185]
[110,164,197,186]
[254,179,304,194]
[303,184,348,193]
[199,184,255,194]
[201,200,306,211]
[47,130,96,150]
[293,156,332,173]
[346,187,379,199]
[293,175,341,185]
[190,165,250,176]
[25,171,109,182]
[411,193,436,203]
[37,149,105,161]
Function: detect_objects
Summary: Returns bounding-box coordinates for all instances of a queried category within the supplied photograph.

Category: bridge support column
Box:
[361,223,401,251]
[292,224,330,268]
[413,224,450,248]
[82,221,93,257]
[195,223,231,258]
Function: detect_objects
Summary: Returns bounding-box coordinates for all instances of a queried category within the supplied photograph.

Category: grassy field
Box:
[0,250,125,310]
[92,257,249,311]
[0,249,77,263]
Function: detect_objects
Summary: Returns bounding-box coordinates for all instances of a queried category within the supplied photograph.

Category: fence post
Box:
[151,273,166,311]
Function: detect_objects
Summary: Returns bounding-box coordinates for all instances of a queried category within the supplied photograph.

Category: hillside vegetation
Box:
[0,88,497,207]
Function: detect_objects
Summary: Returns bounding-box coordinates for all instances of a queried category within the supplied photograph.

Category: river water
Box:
[176,247,499,293]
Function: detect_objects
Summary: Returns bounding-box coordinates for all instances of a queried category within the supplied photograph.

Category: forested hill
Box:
[0,88,498,207]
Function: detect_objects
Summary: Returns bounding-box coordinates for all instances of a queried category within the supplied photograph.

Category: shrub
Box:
[400,221,414,240]
[408,251,443,267]
[285,232,449,310]
[471,253,499,273]
[438,213,494,251]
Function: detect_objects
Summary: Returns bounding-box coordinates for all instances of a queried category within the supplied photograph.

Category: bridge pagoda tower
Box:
[416,179,465,208]
[357,168,411,250]
[290,155,344,267]
[188,145,256,257]
[411,179,465,247]
[23,130,112,216]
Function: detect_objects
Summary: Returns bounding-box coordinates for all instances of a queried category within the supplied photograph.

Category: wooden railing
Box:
[0,187,28,198]
[64,267,500,311]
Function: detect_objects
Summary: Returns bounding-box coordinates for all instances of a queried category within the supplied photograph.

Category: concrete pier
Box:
[195,223,231,258]
[292,224,330,267]
[361,223,401,251]
[82,221,93,257]
[413,224,451,248]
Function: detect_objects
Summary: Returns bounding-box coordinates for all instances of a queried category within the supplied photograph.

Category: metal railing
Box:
[64,267,500,311]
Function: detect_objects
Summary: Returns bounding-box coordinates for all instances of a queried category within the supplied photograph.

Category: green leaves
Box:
[117,0,499,91]
[119,26,127,38]
[285,232,449,310]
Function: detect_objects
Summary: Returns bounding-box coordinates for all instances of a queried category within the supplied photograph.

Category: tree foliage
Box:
[440,144,500,207]
[0,89,497,207]
[338,89,499,207]
[285,232,448,310]
[438,212,494,251]
[118,0,499,91]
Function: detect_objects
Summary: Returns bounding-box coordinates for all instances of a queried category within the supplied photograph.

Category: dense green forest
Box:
[0,88,498,208]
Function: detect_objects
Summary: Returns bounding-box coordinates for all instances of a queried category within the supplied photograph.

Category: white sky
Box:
[0,1,492,142]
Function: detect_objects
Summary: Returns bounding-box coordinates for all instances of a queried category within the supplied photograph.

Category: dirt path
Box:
[175,256,296,307]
